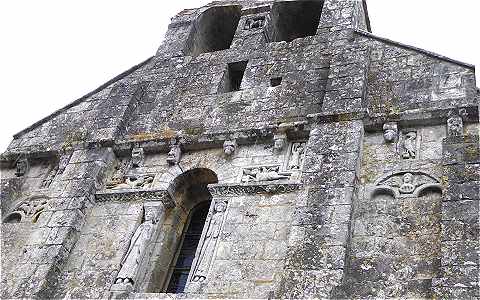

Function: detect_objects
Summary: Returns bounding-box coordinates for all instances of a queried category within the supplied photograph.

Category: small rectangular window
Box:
[218,61,248,93]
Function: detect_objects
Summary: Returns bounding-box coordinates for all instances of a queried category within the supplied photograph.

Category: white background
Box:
[0,0,478,151]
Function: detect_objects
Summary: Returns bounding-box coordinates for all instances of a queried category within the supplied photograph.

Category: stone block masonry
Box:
[1,0,478,299]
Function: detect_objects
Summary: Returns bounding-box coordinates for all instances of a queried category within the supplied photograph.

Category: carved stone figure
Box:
[244,16,265,30]
[167,144,182,165]
[241,166,290,183]
[223,140,237,156]
[4,197,49,223]
[15,157,29,177]
[131,148,144,168]
[191,200,227,283]
[383,122,398,143]
[400,132,417,159]
[107,174,154,190]
[399,173,416,194]
[287,142,306,170]
[114,204,163,288]
[447,114,463,136]
[273,133,287,152]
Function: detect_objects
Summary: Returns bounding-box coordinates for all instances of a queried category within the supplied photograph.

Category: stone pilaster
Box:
[278,120,363,298]
[433,133,480,299]
[11,148,114,298]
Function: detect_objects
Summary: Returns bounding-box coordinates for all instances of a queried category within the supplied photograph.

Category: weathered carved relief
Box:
[112,203,165,292]
[167,143,182,165]
[244,16,265,30]
[273,133,287,152]
[131,148,144,168]
[398,131,418,159]
[240,165,290,183]
[286,142,306,171]
[3,196,49,223]
[190,200,228,283]
[383,122,398,143]
[95,189,174,208]
[15,157,29,177]
[106,174,155,190]
[372,171,441,199]
[208,183,301,197]
[107,159,131,188]
[447,113,464,136]
[223,140,237,156]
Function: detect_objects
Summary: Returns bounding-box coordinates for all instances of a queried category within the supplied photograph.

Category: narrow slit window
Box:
[166,202,210,293]
[218,61,248,93]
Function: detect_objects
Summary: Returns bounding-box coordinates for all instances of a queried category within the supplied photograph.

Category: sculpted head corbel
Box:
[131,147,144,168]
[223,139,237,156]
[447,109,467,137]
[167,139,182,165]
[383,122,398,143]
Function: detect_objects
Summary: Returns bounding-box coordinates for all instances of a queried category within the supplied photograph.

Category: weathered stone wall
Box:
[1,0,478,299]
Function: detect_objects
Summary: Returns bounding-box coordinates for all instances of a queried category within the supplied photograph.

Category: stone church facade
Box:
[1,0,479,299]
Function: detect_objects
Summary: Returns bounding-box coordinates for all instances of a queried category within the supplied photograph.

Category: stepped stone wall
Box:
[1,0,478,299]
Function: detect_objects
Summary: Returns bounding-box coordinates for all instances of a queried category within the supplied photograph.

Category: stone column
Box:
[433,128,480,298]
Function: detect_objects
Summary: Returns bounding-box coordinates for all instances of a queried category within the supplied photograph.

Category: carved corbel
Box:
[383,122,398,143]
[223,139,237,156]
[273,133,287,152]
[167,139,182,165]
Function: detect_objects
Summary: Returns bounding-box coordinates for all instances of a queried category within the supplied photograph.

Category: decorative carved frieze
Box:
[240,165,290,183]
[95,189,174,208]
[106,174,155,190]
[208,183,301,197]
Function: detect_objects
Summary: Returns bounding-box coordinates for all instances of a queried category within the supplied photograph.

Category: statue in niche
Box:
[273,133,287,152]
[400,132,417,159]
[15,157,29,177]
[241,166,290,183]
[191,200,228,283]
[114,204,161,288]
[399,173,416,194]
[287,142,306,170]
[383,122,398,143]
[131,147,144,168]
[107,174,154,190]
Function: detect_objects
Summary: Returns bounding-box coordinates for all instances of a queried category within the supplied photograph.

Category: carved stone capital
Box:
[95,189,174,209]
[207,183,301,197]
